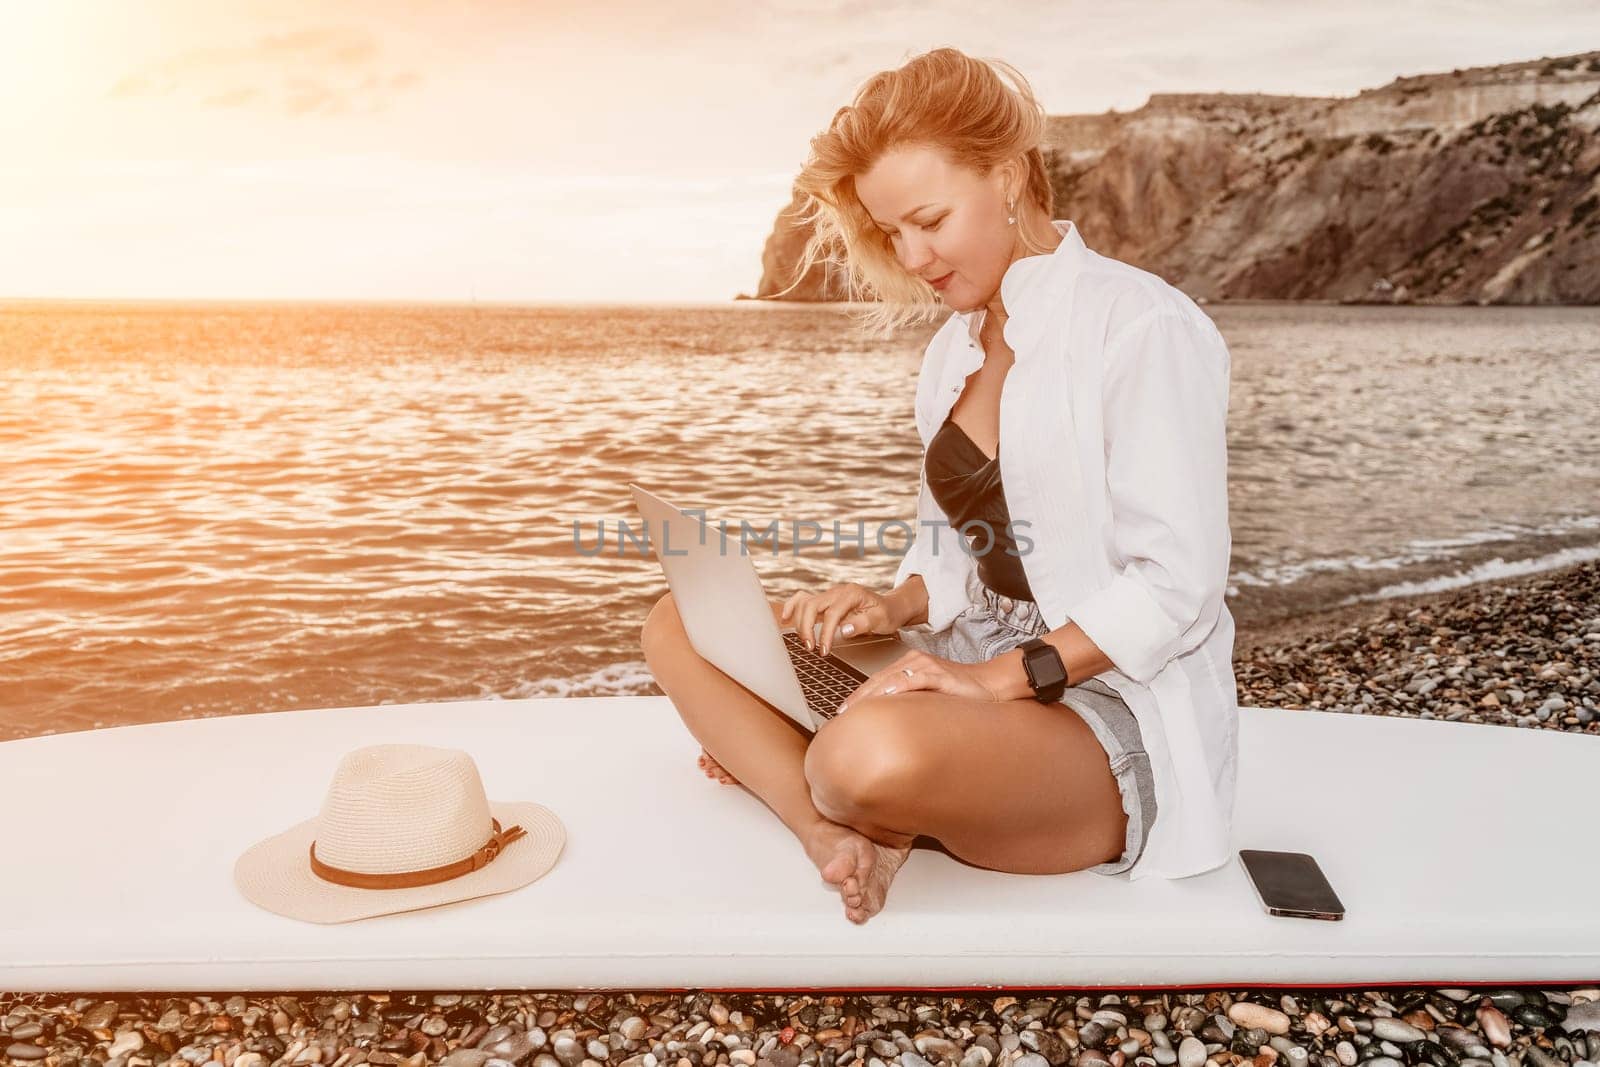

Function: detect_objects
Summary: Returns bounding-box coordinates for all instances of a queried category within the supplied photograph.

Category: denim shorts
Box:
[896,584,1158,876]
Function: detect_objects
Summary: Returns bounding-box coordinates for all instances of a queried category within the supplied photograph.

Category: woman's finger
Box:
[838,651,935,712]
[786,591,821,646]
[797,591,835,650]
[834,608,869,643]
[882,664,917,695]
[840,664,953,714]
[815,592,866,656]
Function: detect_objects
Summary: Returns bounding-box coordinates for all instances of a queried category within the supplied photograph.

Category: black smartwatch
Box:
[1019,637,1069,703]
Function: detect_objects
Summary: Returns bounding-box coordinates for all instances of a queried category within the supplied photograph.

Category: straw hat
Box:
[234,744,565,924]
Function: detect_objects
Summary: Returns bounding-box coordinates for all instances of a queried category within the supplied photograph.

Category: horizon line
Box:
[0,295,761,309]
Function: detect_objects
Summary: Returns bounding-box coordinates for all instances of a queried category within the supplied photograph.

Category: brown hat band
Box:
[308,818,528,889]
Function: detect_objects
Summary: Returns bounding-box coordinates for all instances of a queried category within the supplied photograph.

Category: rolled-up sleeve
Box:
[1068,308,1233,686]
[894,462,974,635]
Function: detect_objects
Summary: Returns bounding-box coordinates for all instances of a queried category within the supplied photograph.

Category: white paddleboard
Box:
[0,696,1595,990]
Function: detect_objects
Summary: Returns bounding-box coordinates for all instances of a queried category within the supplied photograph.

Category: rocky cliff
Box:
[753,51,1600,304]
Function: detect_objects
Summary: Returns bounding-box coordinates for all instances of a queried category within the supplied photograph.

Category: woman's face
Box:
[855,144,1015,311]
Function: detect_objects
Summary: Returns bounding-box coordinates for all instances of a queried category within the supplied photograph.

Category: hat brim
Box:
[233,801,564,924]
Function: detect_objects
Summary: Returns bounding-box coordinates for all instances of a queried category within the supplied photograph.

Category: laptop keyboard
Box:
[782,632,869,720]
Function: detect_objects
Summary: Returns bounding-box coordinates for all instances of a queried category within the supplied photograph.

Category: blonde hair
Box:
[773,47,1056,337]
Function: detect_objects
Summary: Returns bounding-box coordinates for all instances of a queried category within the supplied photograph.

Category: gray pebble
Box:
[480,1027,516,1050]
[1178,1036,1207,1067]
[1563,1002,1600,1035]
[6,1046,47,1062]
[1435,1028,1480,1054]
[1371,1020,1425,1044]
[553,1038,586,1065]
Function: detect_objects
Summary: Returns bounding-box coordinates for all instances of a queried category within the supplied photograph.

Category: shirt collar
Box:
[958,219,1085,361]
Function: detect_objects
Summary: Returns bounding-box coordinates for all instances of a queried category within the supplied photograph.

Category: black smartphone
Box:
[1238,849,1345,920]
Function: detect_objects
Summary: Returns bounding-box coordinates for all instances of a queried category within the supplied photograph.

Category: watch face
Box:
[1024,644,1067,688]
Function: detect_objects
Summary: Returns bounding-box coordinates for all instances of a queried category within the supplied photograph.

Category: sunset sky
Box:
[2,1,1596,304]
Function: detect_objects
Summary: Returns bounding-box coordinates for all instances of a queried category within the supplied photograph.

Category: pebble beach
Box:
[1232,559,1599,734]
[3,988,1600,1067]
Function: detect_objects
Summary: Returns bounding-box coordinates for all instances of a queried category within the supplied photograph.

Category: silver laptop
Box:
[629,482,914,733]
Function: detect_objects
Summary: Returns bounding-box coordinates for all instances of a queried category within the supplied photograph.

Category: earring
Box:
[1007,197,1016,226]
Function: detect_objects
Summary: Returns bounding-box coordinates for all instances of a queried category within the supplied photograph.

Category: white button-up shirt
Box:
[894,219,1238,881]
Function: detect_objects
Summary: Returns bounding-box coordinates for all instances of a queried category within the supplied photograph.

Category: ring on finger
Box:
[902,667,914,678]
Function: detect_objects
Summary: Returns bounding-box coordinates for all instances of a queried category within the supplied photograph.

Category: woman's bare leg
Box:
[642,592,818,832]
[640,591,913,923]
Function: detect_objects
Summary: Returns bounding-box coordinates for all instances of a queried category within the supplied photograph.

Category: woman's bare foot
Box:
[804,819,913,924]
[697,747,739,785]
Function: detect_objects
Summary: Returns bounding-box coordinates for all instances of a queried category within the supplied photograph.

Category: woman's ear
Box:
[1003,156,1026,204]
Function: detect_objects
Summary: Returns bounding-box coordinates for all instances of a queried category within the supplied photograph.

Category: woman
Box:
[641,48,1238,925]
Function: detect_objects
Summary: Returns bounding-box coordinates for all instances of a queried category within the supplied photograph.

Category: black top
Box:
[924,413,1036,602]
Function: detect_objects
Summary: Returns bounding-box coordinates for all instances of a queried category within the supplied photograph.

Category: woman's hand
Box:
[781,582,903,656]
[836,649,1001,715]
